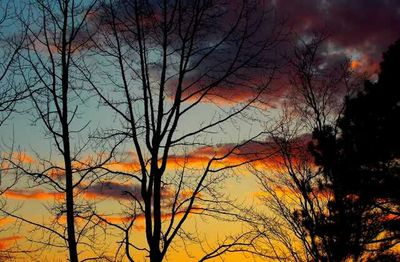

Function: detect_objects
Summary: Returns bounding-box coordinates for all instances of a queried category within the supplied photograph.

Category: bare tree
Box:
[246,34,359,261]
[0,0,117,261]
[78,0,285,261]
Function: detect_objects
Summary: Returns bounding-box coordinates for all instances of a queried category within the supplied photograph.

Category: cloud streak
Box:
[0,235,22,251]
[3,190,63,200]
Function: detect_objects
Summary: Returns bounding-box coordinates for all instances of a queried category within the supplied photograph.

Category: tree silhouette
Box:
[78,0,285,261]
[1,1,399,261]
[310,38,400,260]
[0,1,116,261]
[246,34,359,261]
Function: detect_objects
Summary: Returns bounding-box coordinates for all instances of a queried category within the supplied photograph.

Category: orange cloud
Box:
[165,75,286,108]
[0,152,35,165]
[4,186,134,202]
[99,137,309,176]
[3,190,64,200]
[0,152,35,172]
[104,161,141,173]
[351,60,362,70]
[350,57,380,75]
[13,152,34,164]
[0,235,22,251]
[179,139,311,173]
[0,217,14,227]
[39,135,310,180]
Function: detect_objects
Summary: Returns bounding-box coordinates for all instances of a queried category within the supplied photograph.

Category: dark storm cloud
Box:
[82,181,141,200]
[86,0,283,105]
[84,0,399,105]
[81,181,174,201]
[275,0,400,70]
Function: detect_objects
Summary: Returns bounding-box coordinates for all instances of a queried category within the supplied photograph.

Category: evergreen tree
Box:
[310,39,400,260]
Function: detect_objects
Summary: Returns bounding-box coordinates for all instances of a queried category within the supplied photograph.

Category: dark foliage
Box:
[308,39,400,260]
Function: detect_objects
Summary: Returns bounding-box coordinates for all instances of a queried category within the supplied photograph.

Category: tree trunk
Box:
[63,126,79,262]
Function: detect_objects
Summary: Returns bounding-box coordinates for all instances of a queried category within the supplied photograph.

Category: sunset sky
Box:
[1,0,400,261]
